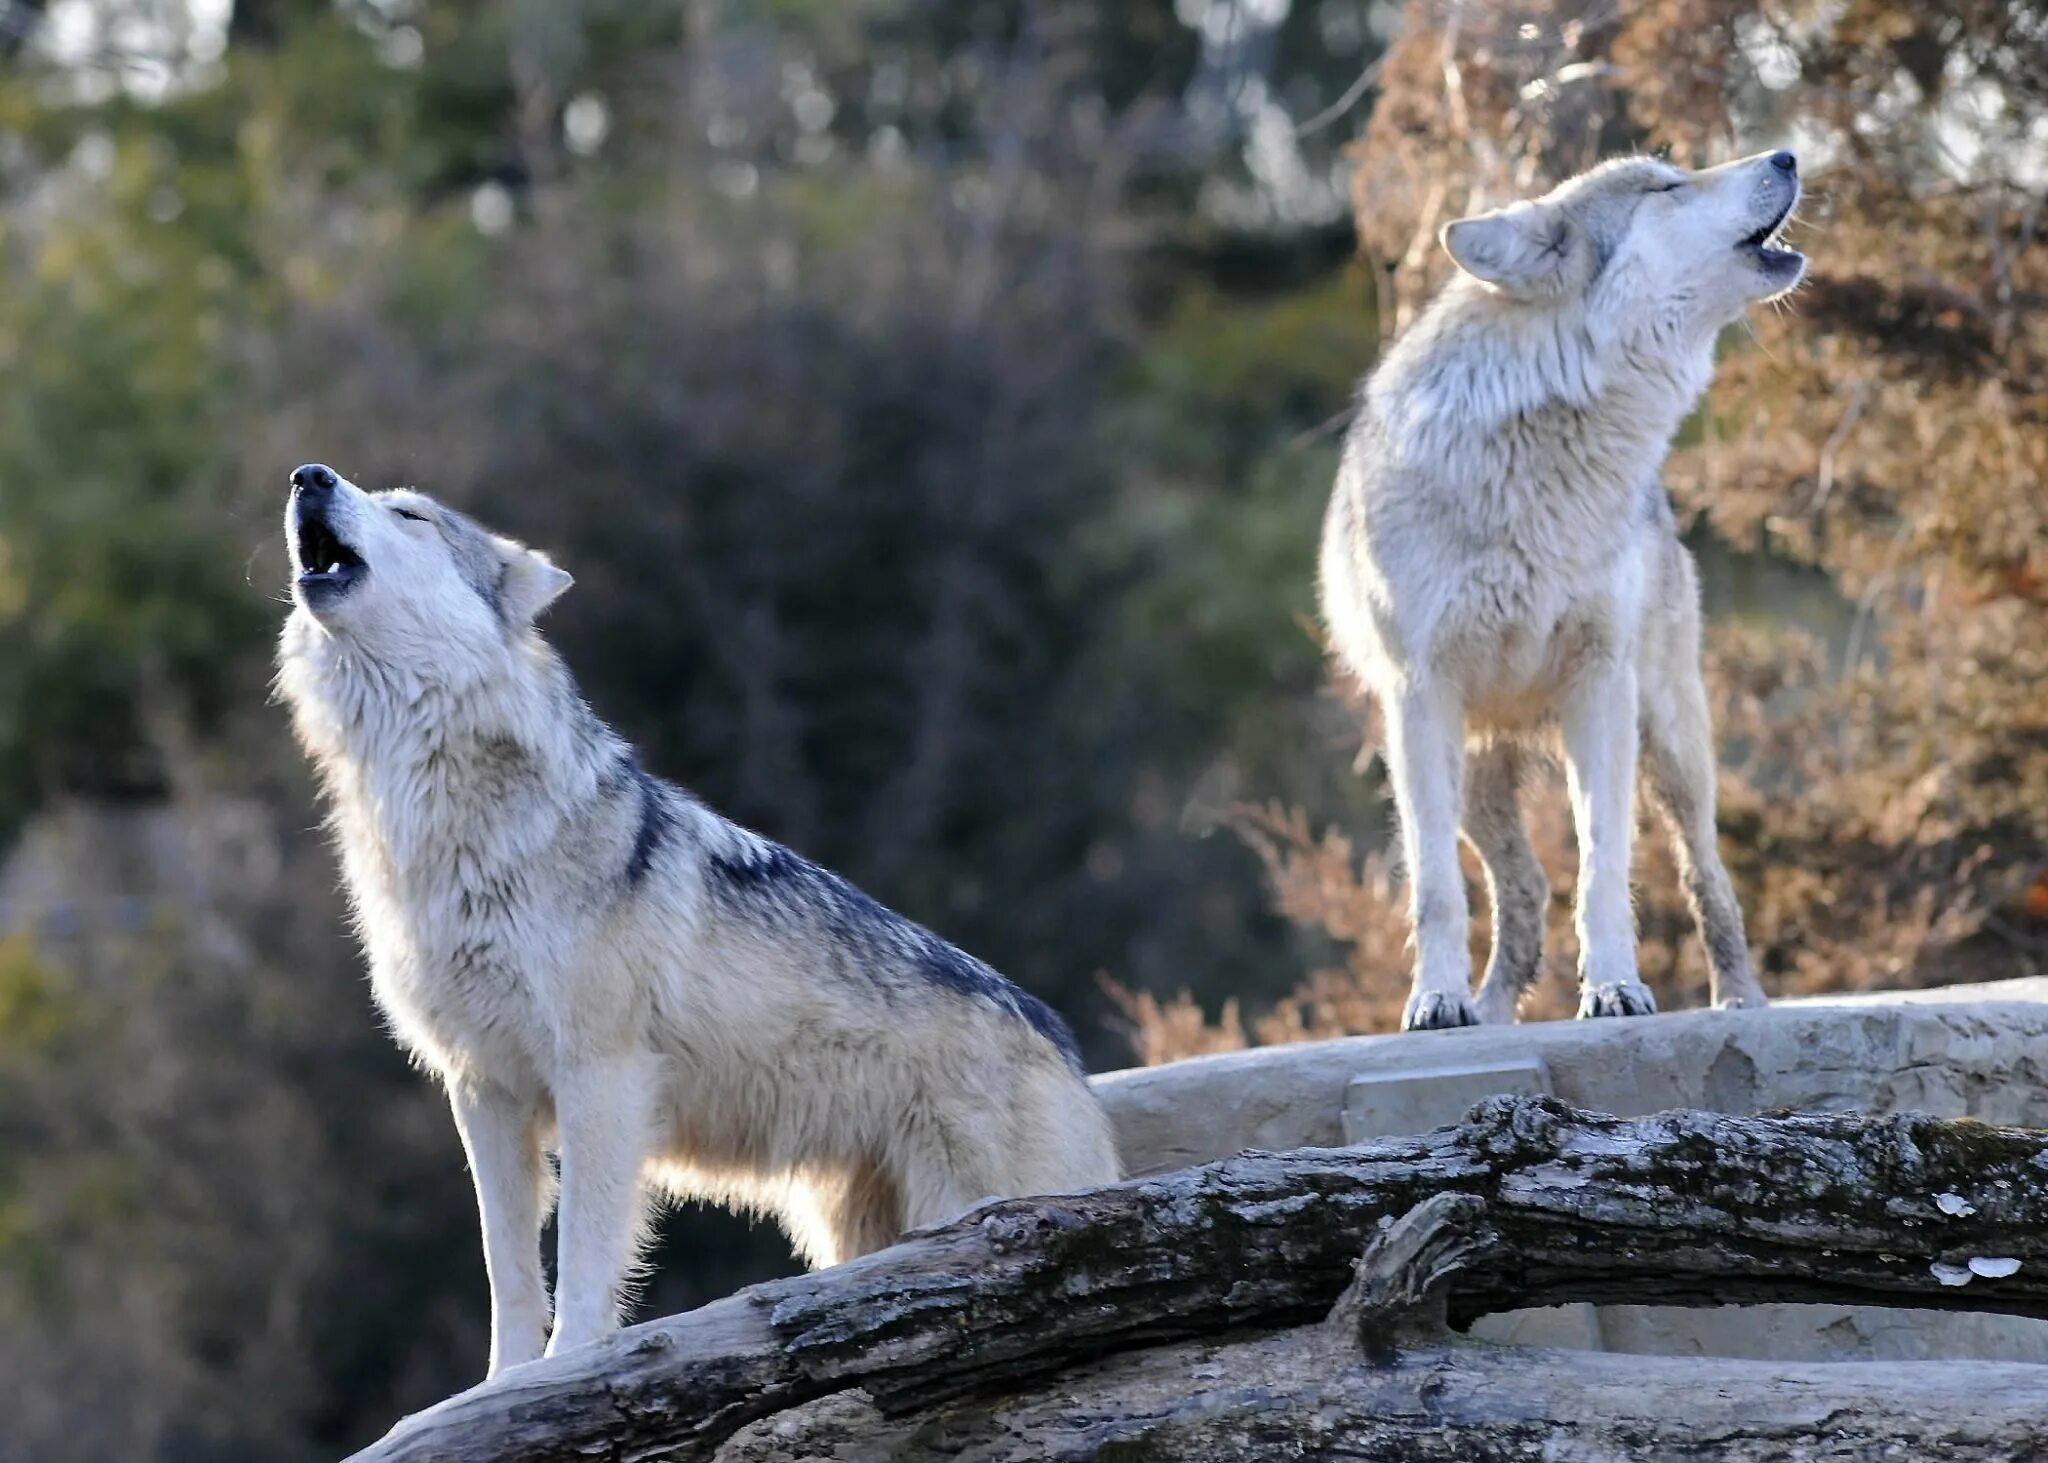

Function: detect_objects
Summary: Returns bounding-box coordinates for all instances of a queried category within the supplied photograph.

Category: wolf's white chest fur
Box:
[315,691,607,1088]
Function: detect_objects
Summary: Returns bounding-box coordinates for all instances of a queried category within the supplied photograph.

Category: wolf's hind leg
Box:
[1641,661,1768,1010]
[546,1054,658,1356]
[449,1080,552,1379]
[1463,742,1548,1025]
[1385,680,1479,1029]
[800,1159,905,1268]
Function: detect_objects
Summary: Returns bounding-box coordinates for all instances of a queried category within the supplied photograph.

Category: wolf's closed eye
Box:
[1647,181,1683,194]
[393,506,430,523]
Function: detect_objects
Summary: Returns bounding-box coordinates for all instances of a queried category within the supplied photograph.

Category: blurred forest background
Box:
[0,0,2040,1456]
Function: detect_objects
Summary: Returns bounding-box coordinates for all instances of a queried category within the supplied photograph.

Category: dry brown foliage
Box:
[1130,0,2048,1064]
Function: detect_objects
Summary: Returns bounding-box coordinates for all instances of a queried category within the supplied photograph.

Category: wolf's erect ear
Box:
[494,539,574,623]
[1441,202,1583,297]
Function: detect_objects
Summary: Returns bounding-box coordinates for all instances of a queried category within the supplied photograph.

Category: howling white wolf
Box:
[1322,150,1801,1030]
[275,466,1119,1377]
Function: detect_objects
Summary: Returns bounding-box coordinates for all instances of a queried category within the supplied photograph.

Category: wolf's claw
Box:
[1577,980,1658,1019]
[1403,991,1481,1031]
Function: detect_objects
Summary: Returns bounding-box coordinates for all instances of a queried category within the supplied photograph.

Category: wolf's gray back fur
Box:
[1321,152,1800,1030]
[275,464,1118,1379]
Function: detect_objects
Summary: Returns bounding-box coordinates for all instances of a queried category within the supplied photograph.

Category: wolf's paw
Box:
[1403,990,1481,1031]
[1577,980,1658,1019]
[1715,986,1770,1011]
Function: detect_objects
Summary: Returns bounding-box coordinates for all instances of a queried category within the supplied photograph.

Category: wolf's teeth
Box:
[326,561,343,574]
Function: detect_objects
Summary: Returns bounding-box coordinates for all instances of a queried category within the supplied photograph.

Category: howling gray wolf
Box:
[276,466,1119,1377]
[1321,150,1800,1030]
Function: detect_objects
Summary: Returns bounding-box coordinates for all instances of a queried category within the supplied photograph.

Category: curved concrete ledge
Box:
[1090,979,2048,1364]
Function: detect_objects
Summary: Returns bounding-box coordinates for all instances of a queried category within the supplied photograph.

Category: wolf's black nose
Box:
[291,463,338,495]
[1768,151,1797,175]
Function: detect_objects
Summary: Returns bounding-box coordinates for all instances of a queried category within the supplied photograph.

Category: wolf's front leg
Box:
[449,1080,552,1378]
[1385,680,1478,1029]
[546,1054,658,1357]
[1561,663,1656,1018]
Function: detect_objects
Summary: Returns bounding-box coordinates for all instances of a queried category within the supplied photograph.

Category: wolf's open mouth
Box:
[292,507,366,598]
[1739,199,1801,270]
[1740,202,1791,249]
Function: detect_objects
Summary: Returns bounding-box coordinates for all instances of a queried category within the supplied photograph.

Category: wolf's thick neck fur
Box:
[1368,272,1716,516]
[284,621,616,891]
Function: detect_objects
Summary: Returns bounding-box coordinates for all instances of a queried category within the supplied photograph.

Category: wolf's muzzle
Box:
[290,464,366,604]
[1737,157,1803,289]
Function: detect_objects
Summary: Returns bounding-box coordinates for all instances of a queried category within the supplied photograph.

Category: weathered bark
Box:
[717,1334,2048,1461]
[721,1193,2048,1458]
[349,1097,2048,1463]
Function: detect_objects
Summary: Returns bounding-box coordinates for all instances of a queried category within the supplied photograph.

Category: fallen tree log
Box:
[350,1096,2048,1462]
[717,1330,2048,1461]
[721,1194,2048,1460]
